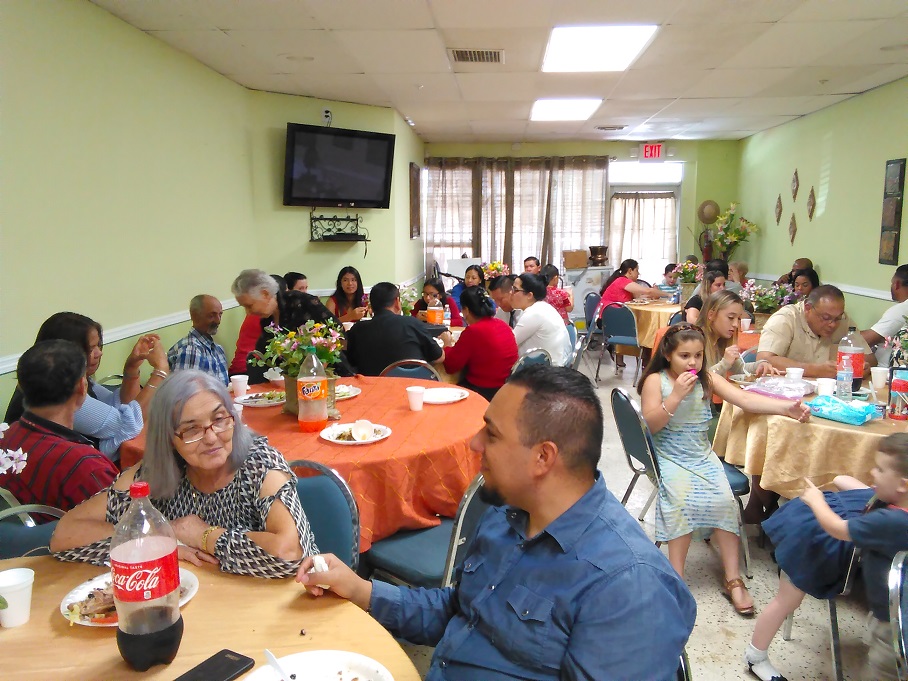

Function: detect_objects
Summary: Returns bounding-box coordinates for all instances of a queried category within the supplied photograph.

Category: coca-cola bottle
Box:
[110,481,183,671]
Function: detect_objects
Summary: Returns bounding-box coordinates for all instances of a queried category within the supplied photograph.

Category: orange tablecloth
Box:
[737,330,760,351]
[121,376,485,552]
[625,302,682,348]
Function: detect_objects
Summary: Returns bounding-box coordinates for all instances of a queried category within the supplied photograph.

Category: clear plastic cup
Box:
[406,386,425,411]
[0,568,35,628]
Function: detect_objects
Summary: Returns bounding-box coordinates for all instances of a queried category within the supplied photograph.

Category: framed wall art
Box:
[409,162,421,239]
[879,158,905,265]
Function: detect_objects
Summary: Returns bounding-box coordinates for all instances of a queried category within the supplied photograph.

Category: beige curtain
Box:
[423,156,608,274]
[609,192,677,277]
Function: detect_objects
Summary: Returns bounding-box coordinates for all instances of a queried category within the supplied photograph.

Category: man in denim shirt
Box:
[298,366,696,680]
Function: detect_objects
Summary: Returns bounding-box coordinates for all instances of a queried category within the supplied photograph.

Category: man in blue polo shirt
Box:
[297,365,696,680]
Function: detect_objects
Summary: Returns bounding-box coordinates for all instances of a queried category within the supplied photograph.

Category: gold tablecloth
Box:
[625,302,682,348]
[712,398,907,498]
[0,556,420,680]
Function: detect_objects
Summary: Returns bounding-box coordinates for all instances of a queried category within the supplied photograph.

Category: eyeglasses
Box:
[422,291,440,299]
[176,415,234,445]
[808,307,845,324]
[511,287,526,294]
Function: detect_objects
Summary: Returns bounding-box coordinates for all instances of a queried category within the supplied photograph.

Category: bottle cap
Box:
[129,481,150,499]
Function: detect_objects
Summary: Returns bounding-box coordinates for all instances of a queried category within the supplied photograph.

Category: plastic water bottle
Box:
[426,297,444,325]
[443,303,451,326]
[297,346,328,433]
[111,481,183,671]
[837,326,864,394]
[836,353,853,402]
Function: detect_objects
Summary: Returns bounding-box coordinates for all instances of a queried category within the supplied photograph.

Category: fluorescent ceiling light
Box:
[542,25,658,72]
[531,98,602,121]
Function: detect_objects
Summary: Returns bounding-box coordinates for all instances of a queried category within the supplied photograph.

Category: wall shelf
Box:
[309,211,369,243]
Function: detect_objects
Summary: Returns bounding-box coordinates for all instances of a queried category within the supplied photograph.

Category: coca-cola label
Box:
[837,351,864,379]
[298,378,327,401]
[111,550,179,602]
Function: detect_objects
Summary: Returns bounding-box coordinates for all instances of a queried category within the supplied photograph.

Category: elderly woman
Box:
[441,286,518,400]
[4,312,168,460]
[231,268,342,383]
[50,370,318,577]
[510,273,572,366]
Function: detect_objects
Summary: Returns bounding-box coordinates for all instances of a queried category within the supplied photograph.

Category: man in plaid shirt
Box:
[167,294,229,385]
[0,340,118,516]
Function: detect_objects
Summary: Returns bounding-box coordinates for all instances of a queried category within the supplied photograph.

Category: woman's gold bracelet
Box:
[201,526,220,554]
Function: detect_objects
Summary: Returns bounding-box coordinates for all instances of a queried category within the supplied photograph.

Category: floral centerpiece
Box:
[741,281,796,313]
[0,423,27,610]
[710,203,758,260]
[672,261,703,284]
[481,261,510,279]
[399,286,419,315]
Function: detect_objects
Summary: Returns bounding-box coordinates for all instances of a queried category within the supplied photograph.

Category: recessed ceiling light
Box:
[542,25,658,72]
[531,98,602,121]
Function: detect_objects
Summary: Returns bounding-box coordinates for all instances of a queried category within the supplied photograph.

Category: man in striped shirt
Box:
[167,294,229,384]
[0,340,118,517]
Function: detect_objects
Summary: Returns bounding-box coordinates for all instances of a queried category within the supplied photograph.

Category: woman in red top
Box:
[411,277,464,327]
[598,259,670,310]
[541,264,573,324]
[442,286,518,401]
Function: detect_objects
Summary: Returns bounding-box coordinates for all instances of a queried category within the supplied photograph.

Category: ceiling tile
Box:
[371,73,462,102]
[301,0,434,30]
[149,30,271,75]
[594,99,677,118]
[397,101,469,123]
[656,98,745,117]
[682,115,799,132]
[781,0,908,22]
[550,0,681,24]
[293,74,393,106]
[811,18,908,66]
[633,22,772,71]
[429,0,558,29]
[470,121,529,135]
[463,102,534,119]
[756,65,896,96]
[93,0,324,30]
[331,30,451,74]
[667,0,804,25]
[227,30,363,74]
[725,95,852,116]
[456,73,539,101]
[535,73,624,98]
[609,68,710,99]
[684,68,794,98]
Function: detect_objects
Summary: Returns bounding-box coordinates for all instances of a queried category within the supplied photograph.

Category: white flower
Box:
[0,422,8,440]
[0,446,27,475]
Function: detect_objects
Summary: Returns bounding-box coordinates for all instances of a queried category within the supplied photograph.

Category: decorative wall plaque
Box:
[788,213,797,244]
[807,187,816,221]
[775,194,783,225]
[880,158,906,265]
[409,162,421,239]
[791,169,800,202]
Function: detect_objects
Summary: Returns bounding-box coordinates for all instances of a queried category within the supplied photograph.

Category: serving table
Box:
[713,384,907,498]
[0,556,420,680]
[120,376,485,551]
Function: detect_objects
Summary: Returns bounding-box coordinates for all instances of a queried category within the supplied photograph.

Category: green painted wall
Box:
[424,139,742,263]
[738,77,908,329]
[0,0,424,411]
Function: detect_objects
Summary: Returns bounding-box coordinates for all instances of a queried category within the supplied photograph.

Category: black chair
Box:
[288,460,360,569]
[668,310,684,326]
[379,359,442,381]
[677,649,693,681]
[367,474,488,588]
[888,550,908,680]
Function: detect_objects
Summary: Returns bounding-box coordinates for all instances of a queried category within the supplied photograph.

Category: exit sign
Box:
[639,142,665,162]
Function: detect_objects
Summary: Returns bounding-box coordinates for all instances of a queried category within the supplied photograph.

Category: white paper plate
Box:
[235,391,286,407]
[60,568,198,627]
[320,423,392,446]
[245,650,394,681]
[729,374,755,386]
[423,387,469,405]
[334,385,362,401]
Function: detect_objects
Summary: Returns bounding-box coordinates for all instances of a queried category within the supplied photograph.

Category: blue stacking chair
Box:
[0,488,64,559]
[668,310,684,326]
[888,550,908,678]
[569,322,586,371]
[600,304,642,384]
[741,347,758,363]
[288,460,360,569]
[367,474,488,589]
[379,359,442,381]
[511,348,552,374]
[574,292,603,374]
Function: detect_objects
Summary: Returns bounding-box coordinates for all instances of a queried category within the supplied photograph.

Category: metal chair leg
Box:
[620,472,641,505]
[736,496,753,579]
[638,487,657,521]
[829,598,844,681]
[595,341,607,382]
[632,348,642,386]
[782,611,794,640]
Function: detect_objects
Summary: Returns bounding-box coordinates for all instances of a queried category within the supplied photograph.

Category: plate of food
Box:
[320,420,391,446]
[244,650,394,681]
[61,568,198,627]
[334,384,362,401]
[729,374,755,386]
[235,390,285,407]
[423,387,470,405]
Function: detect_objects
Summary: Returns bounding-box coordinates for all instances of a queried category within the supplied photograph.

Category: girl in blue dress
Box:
[638,323,810,616]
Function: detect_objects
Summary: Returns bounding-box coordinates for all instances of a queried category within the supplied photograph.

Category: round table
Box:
[0,556,420,680]
[120,376,486,551]
[625,302,682,348]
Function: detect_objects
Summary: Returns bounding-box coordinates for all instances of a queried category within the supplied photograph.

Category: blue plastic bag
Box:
[808,395,876,426]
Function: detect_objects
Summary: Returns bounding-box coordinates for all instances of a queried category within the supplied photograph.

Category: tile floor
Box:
[399,355,874,680]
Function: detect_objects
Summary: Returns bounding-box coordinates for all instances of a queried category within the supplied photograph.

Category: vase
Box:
[326,373,341,420]
[283,375,298,416]
[680,282,698,305]
[752,312,773,331]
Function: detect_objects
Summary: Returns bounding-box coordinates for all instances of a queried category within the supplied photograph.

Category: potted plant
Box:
[711,203,758,261]
[672,261,703,304]
[741,281,796,329]
[252,320,345,415]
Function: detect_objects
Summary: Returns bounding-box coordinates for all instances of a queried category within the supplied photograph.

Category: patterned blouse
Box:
[53,438,319,579]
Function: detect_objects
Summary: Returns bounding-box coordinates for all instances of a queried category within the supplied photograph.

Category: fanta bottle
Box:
[297,346,328,432]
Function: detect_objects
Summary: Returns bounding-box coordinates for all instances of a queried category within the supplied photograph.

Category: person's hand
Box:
[801,478,825,508]
[438,331,454,347]
[296,554,372,607]
[416,310,428,322]
[785,400,810,423]
[752,361,780,378]
[170,514,209,549]
[723,345,741,365]
[815,361,837,378]
[178,543,219,567]
[351,307,367,321]
[670,369,698,401]
[126,334,161,369]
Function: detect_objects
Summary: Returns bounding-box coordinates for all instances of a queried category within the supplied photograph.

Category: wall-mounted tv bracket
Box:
[309,209,370,257]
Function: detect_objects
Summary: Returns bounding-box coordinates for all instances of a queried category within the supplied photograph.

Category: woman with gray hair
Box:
[231,268,339,383]
[50,370,318,578]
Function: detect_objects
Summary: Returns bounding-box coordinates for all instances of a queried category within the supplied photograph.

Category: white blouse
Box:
[512,301,571,366]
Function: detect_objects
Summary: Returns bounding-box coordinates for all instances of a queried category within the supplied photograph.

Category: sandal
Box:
[724,577,755,617]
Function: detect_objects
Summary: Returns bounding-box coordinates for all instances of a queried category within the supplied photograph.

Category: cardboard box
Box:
[562,250,588,269]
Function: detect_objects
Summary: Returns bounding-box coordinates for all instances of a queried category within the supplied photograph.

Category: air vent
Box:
[596,125,627,132]
[449,49,504,64]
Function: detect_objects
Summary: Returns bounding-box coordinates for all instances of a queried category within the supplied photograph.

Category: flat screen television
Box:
[282,123,396,209]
